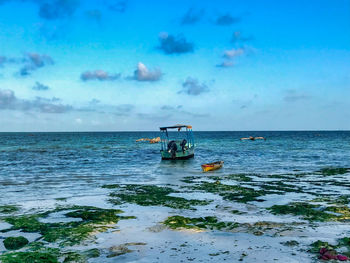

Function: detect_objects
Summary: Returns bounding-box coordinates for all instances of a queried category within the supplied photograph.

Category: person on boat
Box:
[240,136,266,141]
[180,139,187,153]
[167,141,177,159]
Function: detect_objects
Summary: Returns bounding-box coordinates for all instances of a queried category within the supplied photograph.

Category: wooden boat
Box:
[159,124,195,160]
[201,161,224,172]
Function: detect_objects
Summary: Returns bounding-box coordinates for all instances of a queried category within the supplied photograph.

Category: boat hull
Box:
[161,148,194,160]
[201,161,224,172]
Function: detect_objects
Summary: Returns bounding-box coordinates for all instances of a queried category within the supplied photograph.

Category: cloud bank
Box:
[0,89,72,113]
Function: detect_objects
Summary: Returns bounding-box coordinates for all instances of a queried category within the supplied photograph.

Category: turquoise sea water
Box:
[1,131,349,204]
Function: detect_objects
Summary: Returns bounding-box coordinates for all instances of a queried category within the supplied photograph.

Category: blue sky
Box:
[0,0,349,131]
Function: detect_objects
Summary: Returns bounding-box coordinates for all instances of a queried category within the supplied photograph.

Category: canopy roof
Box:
[159,124,192,130]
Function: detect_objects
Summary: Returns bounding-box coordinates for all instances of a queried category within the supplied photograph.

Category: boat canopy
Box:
[159,124,192,130]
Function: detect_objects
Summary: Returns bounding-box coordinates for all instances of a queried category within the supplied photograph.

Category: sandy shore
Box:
[1,167,350,262]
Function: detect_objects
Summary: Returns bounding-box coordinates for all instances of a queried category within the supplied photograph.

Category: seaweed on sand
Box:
[268,202,334,222]
[324,206,350,221]
[209,174,254,182]
[268,202,350,222]
[258,181,304,194]
[64,207,126,223]
[0,205,19,214]
[1,241,101,263]
[3,236,29,250]
[163,215,239,230]
[190,181,270,203]
[180,176,199,184]
[181,173,254,184]
[1,206,135,246]
[104,184,211,210]
[0,252,59,263]
[1,242,60,263]
[310,195,350,205]
[318,167,350,176]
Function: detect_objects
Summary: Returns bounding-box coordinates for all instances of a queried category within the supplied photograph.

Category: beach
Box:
[1,131,350,262]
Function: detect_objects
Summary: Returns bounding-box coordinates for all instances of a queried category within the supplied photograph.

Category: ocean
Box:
[1,131,349,203]
[0,131,350,262]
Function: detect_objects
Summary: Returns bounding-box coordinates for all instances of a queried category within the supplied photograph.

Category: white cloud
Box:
[132,62,162,82]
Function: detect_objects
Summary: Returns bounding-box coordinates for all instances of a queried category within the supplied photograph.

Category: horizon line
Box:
[0,130,349,133]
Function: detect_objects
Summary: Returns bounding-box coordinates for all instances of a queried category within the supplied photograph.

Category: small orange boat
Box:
[201,161,224,172]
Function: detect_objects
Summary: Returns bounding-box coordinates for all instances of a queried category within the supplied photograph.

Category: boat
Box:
[201,161,224,172]
[159,124,194,160]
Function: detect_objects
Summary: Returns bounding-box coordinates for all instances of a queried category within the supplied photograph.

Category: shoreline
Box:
[1,167,350,262]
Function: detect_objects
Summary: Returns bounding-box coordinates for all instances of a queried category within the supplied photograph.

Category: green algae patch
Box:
[310,195,350,205]
[82,248,100,258]
[26,241,61,256]
[1,236,102,263]
[55,197,67,201]
[64,207,124,223]
[210,174,254,182]
[230,209,246,215]
[102,184,121,189]
[0,252,59,263]
[268,202,350,222]
[258,181,304,194]
[0,205,19,214]
[163,215,239,231]
[30,242,99,263]
[318,167,350,176]
[4,214,46,233]
[62,249,100,262]
[62,252,85,263]
[338,237,350,247]
[180,176,199,184]
[3,236,29,250]
[2,206,134,246]
[232,221,300,237]
[41,222,97,245]
[309,240,336,253]
[190,181,269,203]
[324,206,350,221]
[107,184,211,210]
[268,202,334,222]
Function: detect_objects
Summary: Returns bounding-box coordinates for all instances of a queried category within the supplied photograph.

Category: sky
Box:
[0,0,349,131]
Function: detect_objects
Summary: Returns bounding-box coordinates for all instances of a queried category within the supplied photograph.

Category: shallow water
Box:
[1,131,349,203]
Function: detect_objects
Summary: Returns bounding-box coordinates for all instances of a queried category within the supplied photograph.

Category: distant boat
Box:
[159,124,194,160]
[201,161,224,172]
